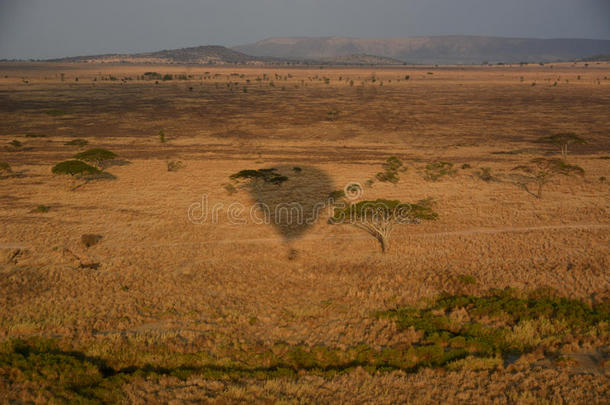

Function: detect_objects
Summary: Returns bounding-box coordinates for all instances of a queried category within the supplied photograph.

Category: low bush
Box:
[81,234,103,248]
[64,139,88,147]
[0,162,12,176]
[167,160,185,172]
[328,189,346,201]
[31,205,51,213]
[376,156,406,184]
[476,167,494,182]
[423,161,456,181]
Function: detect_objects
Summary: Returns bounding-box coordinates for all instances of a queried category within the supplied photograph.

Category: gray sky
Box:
[1,0,609,59]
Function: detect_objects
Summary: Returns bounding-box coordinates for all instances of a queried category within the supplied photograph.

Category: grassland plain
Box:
[0,62,609,403]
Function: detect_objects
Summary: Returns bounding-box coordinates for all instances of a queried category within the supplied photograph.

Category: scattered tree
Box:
[536,133,587,160]
[73,148,117,170]
[509,158,584,198]
[52,160,100,177]
[229,168,288,190]
[330,198,438,253]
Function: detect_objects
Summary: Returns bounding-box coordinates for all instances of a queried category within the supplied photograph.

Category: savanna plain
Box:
[0,62,609,403]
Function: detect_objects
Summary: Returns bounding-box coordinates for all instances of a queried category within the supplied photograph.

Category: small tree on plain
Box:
[536,133,587,160]
[330,198,437,253]
[73,148,117,170]
[229,168,288,191]
[509,158,584,198]
[52,160,100,177]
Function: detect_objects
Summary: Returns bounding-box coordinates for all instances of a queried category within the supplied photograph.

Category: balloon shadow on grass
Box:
[242,165,336,244]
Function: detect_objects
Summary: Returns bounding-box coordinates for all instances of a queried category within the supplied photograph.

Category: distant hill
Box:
[233,36,610,64]
[48,45,406,66]
[51,45,263,64]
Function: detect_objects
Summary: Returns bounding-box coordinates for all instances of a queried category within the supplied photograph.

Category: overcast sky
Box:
[1,0,609,59]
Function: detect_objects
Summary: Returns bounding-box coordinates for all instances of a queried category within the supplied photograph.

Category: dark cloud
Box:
[1,0,609,59]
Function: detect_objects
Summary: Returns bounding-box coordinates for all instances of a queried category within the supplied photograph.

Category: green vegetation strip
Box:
[1,289,607,403]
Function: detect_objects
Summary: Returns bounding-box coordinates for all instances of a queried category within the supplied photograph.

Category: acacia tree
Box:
[330,198,437,253]
[73,148,117,171]
[229,168,288,190]
[536,133,587,160]
[509,158,584,198]
[52,160,100,176]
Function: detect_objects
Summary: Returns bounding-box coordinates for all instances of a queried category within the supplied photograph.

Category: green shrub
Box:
[376,156,406,184]
[32,205,51,213]
[461,163,471,169]
[380,288,609,358]
[45,109,65,116]
[8,140,22,148]
[51,160,100,176]
[159,130,166,143]
[457,274,477,285]
[64,139,88,147]
[167,160,185,172]
[223,183,237,195]
[0,162,12,176]
[423,161,456,181]
[328,190,346,201]
[326,110,339,121]
[476,167,494,182]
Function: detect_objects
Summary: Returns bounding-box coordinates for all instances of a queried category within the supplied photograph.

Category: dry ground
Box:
[0,62,609,403]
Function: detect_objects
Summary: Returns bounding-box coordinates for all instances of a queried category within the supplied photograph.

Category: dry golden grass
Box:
[0,62,609,402]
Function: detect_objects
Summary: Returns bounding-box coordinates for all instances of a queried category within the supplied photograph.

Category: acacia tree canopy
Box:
[330,198,438,253]
[73,148,118,170]
[536,133,587,159]
[230,168,288,186]
[510,158,584,198]
[52,160,101,176]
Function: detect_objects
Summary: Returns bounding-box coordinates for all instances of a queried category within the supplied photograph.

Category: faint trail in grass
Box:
[2,222,608,250]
